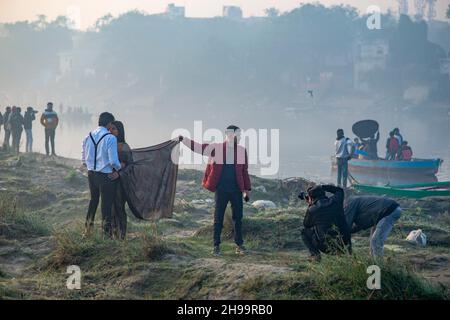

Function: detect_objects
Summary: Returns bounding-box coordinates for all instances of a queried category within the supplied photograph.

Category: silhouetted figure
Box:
[361,131,379,160]
[385,131,399,160]
[10,106,24,154]
[2,106,12,151]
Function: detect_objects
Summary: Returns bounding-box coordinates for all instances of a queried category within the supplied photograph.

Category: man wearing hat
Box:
[24,107,38,152]
[301,184,351,261]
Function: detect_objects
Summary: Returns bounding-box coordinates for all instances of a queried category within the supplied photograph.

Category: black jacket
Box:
[9,112,24,132]
[303,185,351,246]
[344,196,399,233]
[23,111,36,130]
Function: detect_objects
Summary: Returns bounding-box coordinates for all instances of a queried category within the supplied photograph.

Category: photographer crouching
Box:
[300,185,351,261]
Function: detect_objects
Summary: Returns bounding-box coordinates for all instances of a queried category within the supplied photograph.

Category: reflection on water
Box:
[9,106,449,185]
[14,121,95,160]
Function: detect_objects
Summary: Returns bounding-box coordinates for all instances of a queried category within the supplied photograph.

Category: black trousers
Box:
[302,228,348,257]
[45,128,56,155]
[214,189,243,247]
[11,129,22,154]
[301,228,324,257]
[3,129,11,149]
[85,171,118,237]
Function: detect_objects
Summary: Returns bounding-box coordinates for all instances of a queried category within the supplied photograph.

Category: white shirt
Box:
[82,126,121,173]
[335,137,353,158]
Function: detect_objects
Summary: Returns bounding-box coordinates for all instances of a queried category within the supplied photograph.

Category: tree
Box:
[264,7,280,18]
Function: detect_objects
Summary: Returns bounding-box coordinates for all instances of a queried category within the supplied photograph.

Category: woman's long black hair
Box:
[112,120,126,143]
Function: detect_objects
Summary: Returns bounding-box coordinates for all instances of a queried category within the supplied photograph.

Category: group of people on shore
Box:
[301,184,402,261]
[82,112,250,256]
[84,112,399,261]
[0,102,59,156]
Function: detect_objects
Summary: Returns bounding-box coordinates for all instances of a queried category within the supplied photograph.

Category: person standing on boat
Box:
[344,196,401,259]
[385,131,399,160]
[361,131,379,160]
[393,128,403,159]
[334,129,353,188]
[397,141,413,161]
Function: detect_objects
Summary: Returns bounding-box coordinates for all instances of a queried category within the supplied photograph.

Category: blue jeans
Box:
[370,207,402,258]
[336,157,349,188]
[25,129,33,152]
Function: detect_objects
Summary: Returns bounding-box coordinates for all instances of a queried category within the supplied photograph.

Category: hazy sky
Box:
[0,0,448,29]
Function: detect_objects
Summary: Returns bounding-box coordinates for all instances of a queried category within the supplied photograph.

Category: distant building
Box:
[353,38,389,91]
[166,3,185,18]
[223,6,243,19]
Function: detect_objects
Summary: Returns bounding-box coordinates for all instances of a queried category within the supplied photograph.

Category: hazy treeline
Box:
[0,4,449,113]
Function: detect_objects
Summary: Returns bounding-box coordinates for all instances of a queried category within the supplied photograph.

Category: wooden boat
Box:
[347,158,442,176]
[353,181,450,199]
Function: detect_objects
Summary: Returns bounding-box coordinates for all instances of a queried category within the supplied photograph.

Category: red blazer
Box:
[188,140,251,193]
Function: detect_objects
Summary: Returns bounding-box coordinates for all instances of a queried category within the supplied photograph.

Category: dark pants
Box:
[302,227,348,257]
[3,129,11,150]
[214,189,243,247]
[45,128,56,155]
[111,181,128,240]
[301,228,324,257]
[336,157,348,188]
[85,171,118,237]
[11,129,22,154]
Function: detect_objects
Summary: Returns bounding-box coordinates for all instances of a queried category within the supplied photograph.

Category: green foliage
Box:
[64,169,78,183]
[240,251,448,300]
[0,193,50,237]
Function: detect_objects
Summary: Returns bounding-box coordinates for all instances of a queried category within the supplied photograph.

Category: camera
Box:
[298,192,306,200]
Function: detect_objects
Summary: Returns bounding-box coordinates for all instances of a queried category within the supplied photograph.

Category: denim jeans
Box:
[25,129,33,152]
[214,190,243,247]
[370,207,402,258]
[336,157,349,188]
[45,128,56,155]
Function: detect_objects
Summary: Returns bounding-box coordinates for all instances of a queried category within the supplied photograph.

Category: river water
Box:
[17,106,450,185]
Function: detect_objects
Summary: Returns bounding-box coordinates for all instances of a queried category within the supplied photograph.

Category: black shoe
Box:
[212,245,220,256]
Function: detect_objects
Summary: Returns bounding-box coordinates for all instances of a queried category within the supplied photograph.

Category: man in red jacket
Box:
[180,125,251,256]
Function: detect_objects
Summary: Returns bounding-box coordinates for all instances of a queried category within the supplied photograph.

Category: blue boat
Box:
[348,158,442,176]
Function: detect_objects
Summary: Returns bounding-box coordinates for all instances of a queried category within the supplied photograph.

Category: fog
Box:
[1,3,449,182]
